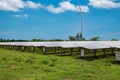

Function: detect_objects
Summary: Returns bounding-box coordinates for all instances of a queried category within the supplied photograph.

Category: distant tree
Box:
[31,39,44,42]
[69,36,76,41]
[0,38,2,42]
[76,33,80,41]
[111,38,118,41]
[76,33,86,41]
[0,38,7,42]
[16,39,28,42]
[68,33,86,41]
[49,39,64,41]
[90,36,100,41]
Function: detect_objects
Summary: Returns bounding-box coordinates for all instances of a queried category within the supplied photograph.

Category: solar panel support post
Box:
[31,46,34,52]
[39,47,42,51]
[80,48,85,58]
[70,48,73,55]
[15,46,18,50]
[43,47,46,54]
[103,49,106,57]
[11,45,13,49]
[22,46,25,51]
[50,47,52,52]
[54,47,56,54]
[94,49,97,58]
[60,47,62,56]
[10,45,12,49]
[9,45,11,49]
[2,45,4,48]
[111,48,114,54]
[8,45,10,48]
[9,45,10,48]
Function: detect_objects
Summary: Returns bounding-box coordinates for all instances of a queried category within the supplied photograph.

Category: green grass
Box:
[0,48,120,80]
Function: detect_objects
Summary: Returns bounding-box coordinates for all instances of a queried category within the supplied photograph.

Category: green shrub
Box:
[1,57,7,61]
[49,62,56,67]
[14,58,22,62]
[40,59,49,65]
[50,58,58,62]
[25,58,34,64]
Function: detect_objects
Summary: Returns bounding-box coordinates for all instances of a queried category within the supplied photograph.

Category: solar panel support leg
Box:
[39,47,42,51]
[22,46,25,51]
[111,48,114,54]
[54,47,56,54]
[15,46,18,50]
[70,48,73,55]
[43,47,46,54]
[81,49,85,58]
[31,46,34,52]
[9,45,11,48]
[103,49,106,57]
[94,50,97,58]
[60,48,62,56]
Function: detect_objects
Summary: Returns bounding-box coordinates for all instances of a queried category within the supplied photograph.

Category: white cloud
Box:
[0,0,42,12]
[46,5,65,14]
[89,0,120,9]
[0,0,89,14]
[46,1,89,14]
[13,14,28,18]
[0,0,24,12]
[59,1,77,11]
[26,1,43,9]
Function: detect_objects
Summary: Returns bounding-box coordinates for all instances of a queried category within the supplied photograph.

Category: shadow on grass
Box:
[110,61,120,65]
[44,52,73,56]
[76,54,115,61]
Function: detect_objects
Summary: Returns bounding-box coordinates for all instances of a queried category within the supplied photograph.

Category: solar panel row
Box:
[0,41,120,49]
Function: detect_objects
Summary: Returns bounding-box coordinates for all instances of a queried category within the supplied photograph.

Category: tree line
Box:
[0,33,118,42]
[68,33,118,41]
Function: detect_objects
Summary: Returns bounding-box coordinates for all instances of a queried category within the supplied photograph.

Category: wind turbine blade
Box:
[79,5,82,12]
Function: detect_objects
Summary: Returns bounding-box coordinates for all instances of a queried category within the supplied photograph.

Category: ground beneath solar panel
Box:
[0,48,120,80]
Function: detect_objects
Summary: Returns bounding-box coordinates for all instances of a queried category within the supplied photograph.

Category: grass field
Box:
[0,48,120,80]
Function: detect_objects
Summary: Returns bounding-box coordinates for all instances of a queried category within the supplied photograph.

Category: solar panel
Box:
[0,41,120,49]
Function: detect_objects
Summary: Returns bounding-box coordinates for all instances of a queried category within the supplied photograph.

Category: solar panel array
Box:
[0,41,120,49]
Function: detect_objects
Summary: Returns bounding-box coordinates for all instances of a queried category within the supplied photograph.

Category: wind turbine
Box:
[79,5,84,41]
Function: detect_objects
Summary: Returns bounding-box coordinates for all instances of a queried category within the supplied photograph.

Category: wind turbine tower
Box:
[79,6,84,41]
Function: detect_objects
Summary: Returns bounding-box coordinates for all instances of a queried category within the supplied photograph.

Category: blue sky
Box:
[0,0,120,40]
